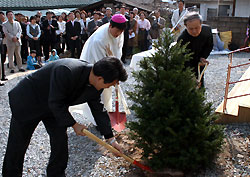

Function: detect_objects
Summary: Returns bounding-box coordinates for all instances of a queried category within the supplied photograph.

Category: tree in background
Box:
[127,28,224,173]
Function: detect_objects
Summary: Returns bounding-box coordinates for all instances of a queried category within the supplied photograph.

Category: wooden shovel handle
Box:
[82,129,134,164]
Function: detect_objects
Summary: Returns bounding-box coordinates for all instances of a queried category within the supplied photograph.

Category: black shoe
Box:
[1,77,8,81]
[19,69,25,72]
[10,70,15,73]
[0,82,4,86]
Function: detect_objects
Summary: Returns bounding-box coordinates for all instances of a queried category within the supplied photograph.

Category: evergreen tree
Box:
[127,28,224,173]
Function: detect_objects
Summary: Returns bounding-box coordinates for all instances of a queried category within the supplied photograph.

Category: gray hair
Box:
[183,12,203,25]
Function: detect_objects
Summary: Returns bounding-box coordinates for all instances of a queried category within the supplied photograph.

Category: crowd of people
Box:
[0,5,170,86]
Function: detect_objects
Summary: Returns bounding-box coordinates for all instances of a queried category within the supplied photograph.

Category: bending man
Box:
[2,57,128,177]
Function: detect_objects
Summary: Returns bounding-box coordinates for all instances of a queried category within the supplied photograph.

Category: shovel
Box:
[82,129,153,172]
[197,62,208,88]
[109,84,126,132]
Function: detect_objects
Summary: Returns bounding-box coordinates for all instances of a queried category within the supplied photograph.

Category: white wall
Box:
[235,0,250,17]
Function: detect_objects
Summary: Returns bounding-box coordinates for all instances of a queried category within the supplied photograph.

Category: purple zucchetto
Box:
[111,14,127,23]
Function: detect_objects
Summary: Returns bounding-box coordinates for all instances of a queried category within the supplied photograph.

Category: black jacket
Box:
[8,59,113,138]
[66,21,81,40]
[42,19,59,42]
[177,24,213,75]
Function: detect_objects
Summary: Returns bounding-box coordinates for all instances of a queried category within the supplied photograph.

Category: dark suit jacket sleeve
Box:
[200,26,213,59]
[51,20,59,32]
[88,98,114,139]
[41,20,48,32]
[66,22,70,39]
[48,65,76,127]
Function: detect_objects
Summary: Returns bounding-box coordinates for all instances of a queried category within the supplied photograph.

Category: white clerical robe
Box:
[69,23,126,126]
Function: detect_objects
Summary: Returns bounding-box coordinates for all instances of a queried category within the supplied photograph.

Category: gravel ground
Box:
[0,52,250,176]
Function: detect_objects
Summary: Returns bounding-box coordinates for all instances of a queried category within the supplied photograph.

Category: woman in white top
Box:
[137,11,151,51]
[56,15,66,54]
[79,10,90,47]
[27,16,42,62]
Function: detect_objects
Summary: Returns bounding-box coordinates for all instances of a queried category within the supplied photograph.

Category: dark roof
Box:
[0,0,102,11]
[82,0,153,13]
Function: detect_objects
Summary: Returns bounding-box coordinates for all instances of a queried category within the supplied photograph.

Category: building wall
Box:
[200,3,218,21]
[205,17,249,47]
[186,1,233,21]
[235,0,250,17]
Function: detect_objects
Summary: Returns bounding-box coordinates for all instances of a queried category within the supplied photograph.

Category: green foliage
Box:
[127,28,224,173]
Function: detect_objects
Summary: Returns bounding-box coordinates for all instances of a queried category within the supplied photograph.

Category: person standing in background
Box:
[149,9,166,41]
[16,13,28,64]
[66,12,81,58]
[3,11,25,73]
[127,11,137,59]
[171,0,187,38]
[87,11,103,36]
[56,15,66,55]
[27,16,42,63]
[102,7,113,24]
[0,11,8,83]
[79,11,89,48]
[42,11,58,61]
[119,6,130,63]
[137,11,151,52]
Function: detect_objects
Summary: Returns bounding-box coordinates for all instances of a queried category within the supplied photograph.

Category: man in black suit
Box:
[42,11,58,60]
[2,57,128,177]
[87,11,103,36]
[66,12,81,58]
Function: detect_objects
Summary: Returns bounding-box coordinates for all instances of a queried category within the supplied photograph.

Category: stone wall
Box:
[205,17,249,48]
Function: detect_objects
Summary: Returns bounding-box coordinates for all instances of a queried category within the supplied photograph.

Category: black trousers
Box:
[121,31,129,62]
[21,38,29,61]
[2,116,68,177]
[29,39,42,57]
[43,39,56,60]
[1,44,7,80]
[69,39,81,59]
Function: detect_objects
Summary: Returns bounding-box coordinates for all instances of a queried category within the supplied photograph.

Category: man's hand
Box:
[200,58,209,66]
[107,137,124,157]
[72,123,87,136]
[12,37,18,42]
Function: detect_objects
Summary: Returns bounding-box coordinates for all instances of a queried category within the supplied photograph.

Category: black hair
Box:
[178,0,185,4]
[93,57,128,83]
[46,11,53,15]
[6,10,13,16]
[110,20,127,31]
[30,50,36,54]
[30,16,36,21]
[0,11,4,15]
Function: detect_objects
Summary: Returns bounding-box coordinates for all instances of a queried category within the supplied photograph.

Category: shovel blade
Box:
[108,112,126,132]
